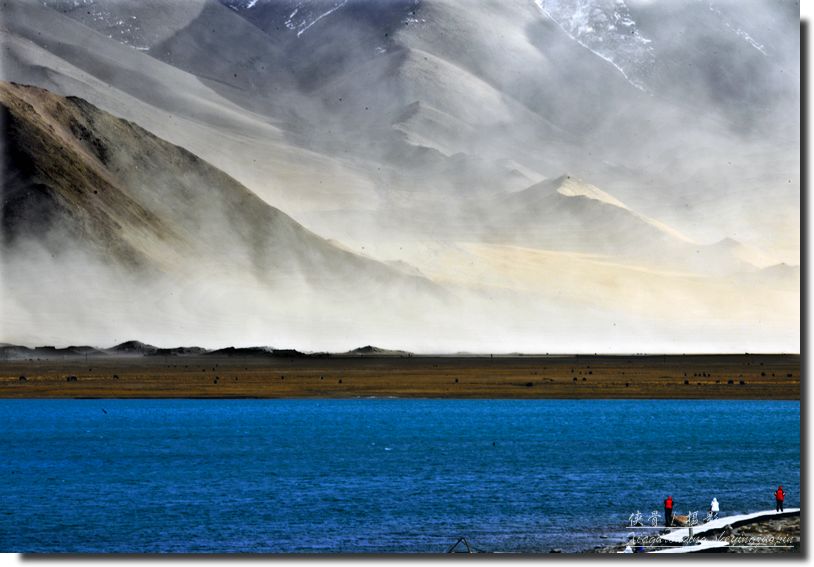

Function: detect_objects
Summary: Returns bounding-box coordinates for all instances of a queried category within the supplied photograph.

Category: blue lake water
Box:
[0,399,799,553]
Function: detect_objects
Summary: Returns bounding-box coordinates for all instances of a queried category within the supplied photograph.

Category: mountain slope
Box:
[1,0,799,253]
[0,0,380,212]
[472,175,760,274]
[0,81,433,291]
[485,175,690,248]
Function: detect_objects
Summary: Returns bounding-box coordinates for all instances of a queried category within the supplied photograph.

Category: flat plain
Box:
[0,354,799,399]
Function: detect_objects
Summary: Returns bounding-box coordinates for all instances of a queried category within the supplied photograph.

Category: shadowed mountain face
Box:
[0,81,430,290]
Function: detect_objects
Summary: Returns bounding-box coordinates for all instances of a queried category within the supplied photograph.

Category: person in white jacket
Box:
[710,497,720,520]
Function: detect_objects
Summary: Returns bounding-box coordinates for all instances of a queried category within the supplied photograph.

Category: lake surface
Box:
[0,399,799,553]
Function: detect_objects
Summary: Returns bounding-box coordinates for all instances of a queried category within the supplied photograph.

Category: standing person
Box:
[664,496,674,527]
[774,486,785,512]
[710,497,719,520]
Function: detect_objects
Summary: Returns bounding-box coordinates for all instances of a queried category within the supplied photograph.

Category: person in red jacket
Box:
[774,486,785,512]
[664,496,674,527]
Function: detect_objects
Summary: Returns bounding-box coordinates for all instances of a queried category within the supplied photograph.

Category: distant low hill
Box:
[206,347,307,358]
[0,345,107,360]
[348,345,412,356]
[109,341,160,355]
[0,342,417,359]
[108,342,209,356]
[154,347,209,356]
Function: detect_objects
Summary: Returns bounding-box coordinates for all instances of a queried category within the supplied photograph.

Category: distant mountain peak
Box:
[515,174,631,211]
[508,174,695,245]
[548,174,629,209]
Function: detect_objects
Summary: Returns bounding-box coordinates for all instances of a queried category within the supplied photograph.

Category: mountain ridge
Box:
[1,80,435,294]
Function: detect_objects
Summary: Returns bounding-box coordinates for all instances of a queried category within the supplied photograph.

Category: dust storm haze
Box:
[0,0,800,353]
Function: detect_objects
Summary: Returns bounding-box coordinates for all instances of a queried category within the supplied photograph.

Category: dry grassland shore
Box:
[0,354,799,399]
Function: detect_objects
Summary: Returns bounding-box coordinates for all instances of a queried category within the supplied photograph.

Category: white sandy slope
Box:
[339,239,799,353]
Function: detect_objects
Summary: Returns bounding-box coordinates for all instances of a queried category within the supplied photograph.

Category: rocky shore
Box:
[726,516,800,553]
[593,515,800,554]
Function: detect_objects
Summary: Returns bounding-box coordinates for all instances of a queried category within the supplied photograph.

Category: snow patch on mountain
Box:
[279,0,349,37]
[40,0,151,50]
[706,1,767,56]
[533,0,655,92]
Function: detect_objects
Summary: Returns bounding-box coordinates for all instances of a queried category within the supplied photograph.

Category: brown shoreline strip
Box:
[0,354,799,400]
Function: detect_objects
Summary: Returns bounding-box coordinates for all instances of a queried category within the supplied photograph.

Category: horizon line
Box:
[0,341,800,357]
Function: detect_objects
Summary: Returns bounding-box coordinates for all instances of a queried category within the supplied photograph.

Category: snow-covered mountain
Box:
[533,0,655,91]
